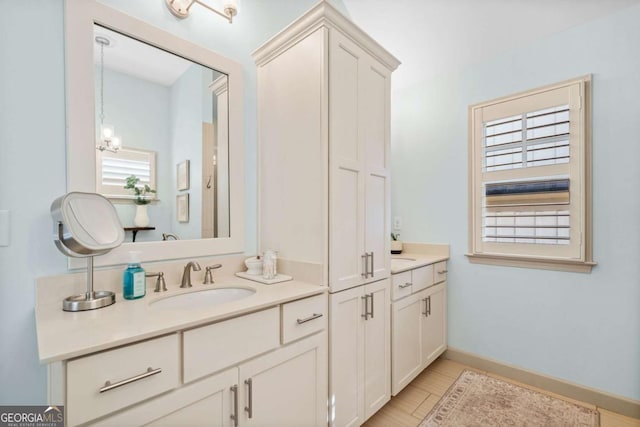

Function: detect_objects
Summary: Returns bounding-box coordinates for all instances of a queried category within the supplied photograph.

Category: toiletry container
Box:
[123,251,146,299]
[262,250,277,280]
[245,256,263,275]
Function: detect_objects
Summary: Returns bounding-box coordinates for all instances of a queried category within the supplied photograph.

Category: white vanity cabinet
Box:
[96,333,327,427]
[391,263,448,396]
[254,2,400,292]
[329,279,391,426]
[254,4,399,426]
[55,294,328,426]
[328,29,392,292]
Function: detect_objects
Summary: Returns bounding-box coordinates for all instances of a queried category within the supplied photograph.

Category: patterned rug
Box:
[420,370,599,426]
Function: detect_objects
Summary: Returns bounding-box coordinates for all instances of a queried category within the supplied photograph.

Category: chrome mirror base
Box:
[63,291,115,312]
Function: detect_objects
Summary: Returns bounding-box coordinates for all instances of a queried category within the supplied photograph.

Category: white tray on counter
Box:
[235,271,293,285]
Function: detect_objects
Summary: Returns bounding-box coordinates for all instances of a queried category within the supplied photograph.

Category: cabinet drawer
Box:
[66,334,180,426]
[281,293,327,344]
[434,261,448,284]
[391,271,413,301]
[412,265,434,292]
[183,307,279,383]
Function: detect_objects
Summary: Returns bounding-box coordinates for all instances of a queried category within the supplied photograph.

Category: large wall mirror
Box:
[65,0,244,267]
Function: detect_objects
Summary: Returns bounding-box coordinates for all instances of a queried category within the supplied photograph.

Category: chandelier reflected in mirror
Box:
[95,35,122,153]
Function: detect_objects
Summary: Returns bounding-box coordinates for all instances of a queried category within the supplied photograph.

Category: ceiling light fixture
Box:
[95,35,122,153]
[166,0,238,23]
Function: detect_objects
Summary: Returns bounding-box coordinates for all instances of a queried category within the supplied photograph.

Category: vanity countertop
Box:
[36,277,327,363]
[390,242,450,274]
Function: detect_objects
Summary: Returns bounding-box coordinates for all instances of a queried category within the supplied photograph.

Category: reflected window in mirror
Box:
[96,147,157,200]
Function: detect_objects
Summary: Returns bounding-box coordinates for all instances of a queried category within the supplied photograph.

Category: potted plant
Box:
[124,175,156,227]
[391,233,403,254]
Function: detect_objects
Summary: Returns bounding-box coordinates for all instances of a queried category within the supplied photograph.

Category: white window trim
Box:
[466,76,595,273]
[95,146,157,202]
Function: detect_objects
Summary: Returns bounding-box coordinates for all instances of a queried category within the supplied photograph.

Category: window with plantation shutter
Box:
[96,147,157,200]
[468,76,595,272]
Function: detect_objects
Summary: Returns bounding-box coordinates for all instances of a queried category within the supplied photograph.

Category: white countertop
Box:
[36,276,326,363]
[390,251,449,274]
[391,243,449,274]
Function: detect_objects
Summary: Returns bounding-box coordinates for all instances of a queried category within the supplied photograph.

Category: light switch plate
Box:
[393,216,402,231]
[0,210,10,247]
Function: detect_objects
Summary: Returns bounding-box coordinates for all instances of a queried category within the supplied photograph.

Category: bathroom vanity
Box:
[390,244,449,396]
[36,273,328,426]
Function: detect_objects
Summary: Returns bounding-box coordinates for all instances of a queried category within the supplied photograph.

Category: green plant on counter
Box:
[124,175,156,205]
[391,233,400,241]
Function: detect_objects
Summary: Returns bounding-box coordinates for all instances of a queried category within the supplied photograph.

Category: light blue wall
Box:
[169,64,204,239]
[391,5,640,400]
[0,0,348,405]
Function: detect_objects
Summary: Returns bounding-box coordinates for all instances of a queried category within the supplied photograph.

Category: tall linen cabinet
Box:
[254,3,400,426]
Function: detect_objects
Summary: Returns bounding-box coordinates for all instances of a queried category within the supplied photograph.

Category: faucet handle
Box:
[146,272,167,292]
[203,264,222,284]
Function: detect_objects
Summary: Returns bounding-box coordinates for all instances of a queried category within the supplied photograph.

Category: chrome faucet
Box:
[162,233,179,241]
[180,261,201,288]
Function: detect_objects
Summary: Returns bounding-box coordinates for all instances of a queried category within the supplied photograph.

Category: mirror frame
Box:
[65,0,244,267]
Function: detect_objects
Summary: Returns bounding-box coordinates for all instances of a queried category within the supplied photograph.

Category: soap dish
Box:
[235,271,293,285]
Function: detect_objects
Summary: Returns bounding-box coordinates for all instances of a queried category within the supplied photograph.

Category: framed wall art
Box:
[177,193,189,223]
[177,160,190,191]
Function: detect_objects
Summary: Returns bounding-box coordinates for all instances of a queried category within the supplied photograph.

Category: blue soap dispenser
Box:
[123,251,146,300]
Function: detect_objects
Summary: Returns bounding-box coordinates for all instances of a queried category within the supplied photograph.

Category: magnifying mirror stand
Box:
[62,256,116,312]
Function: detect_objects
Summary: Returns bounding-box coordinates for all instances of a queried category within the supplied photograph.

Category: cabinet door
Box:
[363,279,391,419]
[391,291,423,395]
[329,30,366,293]
[421,282,447,368]
[329,286,365,427]
[92,368,238,427]
[239,332,327,427]
[362,55,391,283]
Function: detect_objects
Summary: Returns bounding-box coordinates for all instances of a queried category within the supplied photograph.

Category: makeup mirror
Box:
[51,192,124,311]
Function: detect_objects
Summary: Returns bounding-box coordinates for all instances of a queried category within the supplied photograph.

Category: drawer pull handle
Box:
[438,269,448,274]
[297,313,323,324]
[361,295,369,320]
[230,384,239,427]
[369,292,375,319]
[399,282,412,289]
[361,254,368,278]
[99,367,161,393]
[244,378,253,418]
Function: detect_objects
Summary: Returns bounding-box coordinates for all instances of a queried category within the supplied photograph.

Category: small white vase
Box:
[134,204,150,227]
[391,240,403,254]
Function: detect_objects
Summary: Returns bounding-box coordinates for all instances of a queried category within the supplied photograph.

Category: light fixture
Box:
[166,0,238,24]
[95,35,122,153]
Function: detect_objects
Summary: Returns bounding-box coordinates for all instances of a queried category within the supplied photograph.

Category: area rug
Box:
[420,370,599,426]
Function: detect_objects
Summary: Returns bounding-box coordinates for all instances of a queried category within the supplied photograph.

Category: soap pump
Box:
[123,251,146,300]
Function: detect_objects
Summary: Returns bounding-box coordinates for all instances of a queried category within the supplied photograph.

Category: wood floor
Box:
[363,357,640,427]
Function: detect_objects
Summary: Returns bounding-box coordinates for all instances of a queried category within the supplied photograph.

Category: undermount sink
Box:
[149,287,256,310]
[392,257,416,261]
